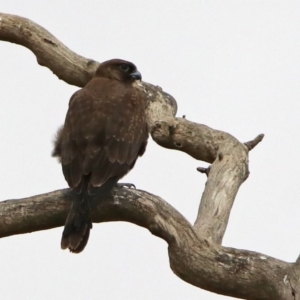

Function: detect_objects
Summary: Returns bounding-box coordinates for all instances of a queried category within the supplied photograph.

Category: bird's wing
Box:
[60,78,148,192]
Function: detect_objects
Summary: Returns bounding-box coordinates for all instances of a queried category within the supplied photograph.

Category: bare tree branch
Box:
[0,13,97,87]
[0,12,299,300]
[0,190,299,300]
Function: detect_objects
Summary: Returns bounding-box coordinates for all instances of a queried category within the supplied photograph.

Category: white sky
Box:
[0,1,300,299]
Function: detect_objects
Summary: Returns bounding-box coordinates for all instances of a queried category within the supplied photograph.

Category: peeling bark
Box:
[0,12,299,300]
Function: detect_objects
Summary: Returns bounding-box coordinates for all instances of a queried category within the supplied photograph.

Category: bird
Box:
[52,59,149,253]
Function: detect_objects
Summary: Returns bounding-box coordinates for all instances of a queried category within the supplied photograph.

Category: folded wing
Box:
[60,78,148,193]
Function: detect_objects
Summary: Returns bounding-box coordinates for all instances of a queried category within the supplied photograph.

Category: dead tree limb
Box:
[0,12,299,300]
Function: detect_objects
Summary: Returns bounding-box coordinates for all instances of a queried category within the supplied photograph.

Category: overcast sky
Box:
[1,1,300,299]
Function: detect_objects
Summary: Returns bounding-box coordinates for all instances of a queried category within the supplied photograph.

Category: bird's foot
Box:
[115,182,136,189]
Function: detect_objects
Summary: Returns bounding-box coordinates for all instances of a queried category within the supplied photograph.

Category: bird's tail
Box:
[61,192,92,253]
[61,177,119,253]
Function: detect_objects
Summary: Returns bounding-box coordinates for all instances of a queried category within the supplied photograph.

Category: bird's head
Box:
[95,59,142,83]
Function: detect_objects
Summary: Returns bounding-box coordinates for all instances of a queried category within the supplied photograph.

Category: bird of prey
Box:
[52,59,149,253]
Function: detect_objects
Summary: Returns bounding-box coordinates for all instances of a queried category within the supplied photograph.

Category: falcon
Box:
[52,59,148,253]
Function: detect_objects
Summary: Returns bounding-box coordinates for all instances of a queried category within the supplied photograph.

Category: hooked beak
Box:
[130,70,142,81]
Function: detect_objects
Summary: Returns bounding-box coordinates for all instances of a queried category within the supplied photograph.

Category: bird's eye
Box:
[120,64,130,72]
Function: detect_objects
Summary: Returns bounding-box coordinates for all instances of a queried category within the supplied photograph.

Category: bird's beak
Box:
[130,70,142,81]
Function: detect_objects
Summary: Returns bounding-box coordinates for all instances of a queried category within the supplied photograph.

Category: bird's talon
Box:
[116,183,136,189]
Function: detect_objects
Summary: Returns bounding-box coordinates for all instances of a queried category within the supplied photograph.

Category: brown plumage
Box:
[52,59,148,253]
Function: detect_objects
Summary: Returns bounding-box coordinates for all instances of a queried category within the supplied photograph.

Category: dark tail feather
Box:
[61,177,119,253]
[61,192,92,253]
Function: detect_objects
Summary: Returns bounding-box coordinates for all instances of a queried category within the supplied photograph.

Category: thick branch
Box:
[151,118,250,244]
[0,190,298,300]
[0,13,97,87]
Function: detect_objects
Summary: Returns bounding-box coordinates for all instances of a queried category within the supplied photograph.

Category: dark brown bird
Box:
[52,59,148,253]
